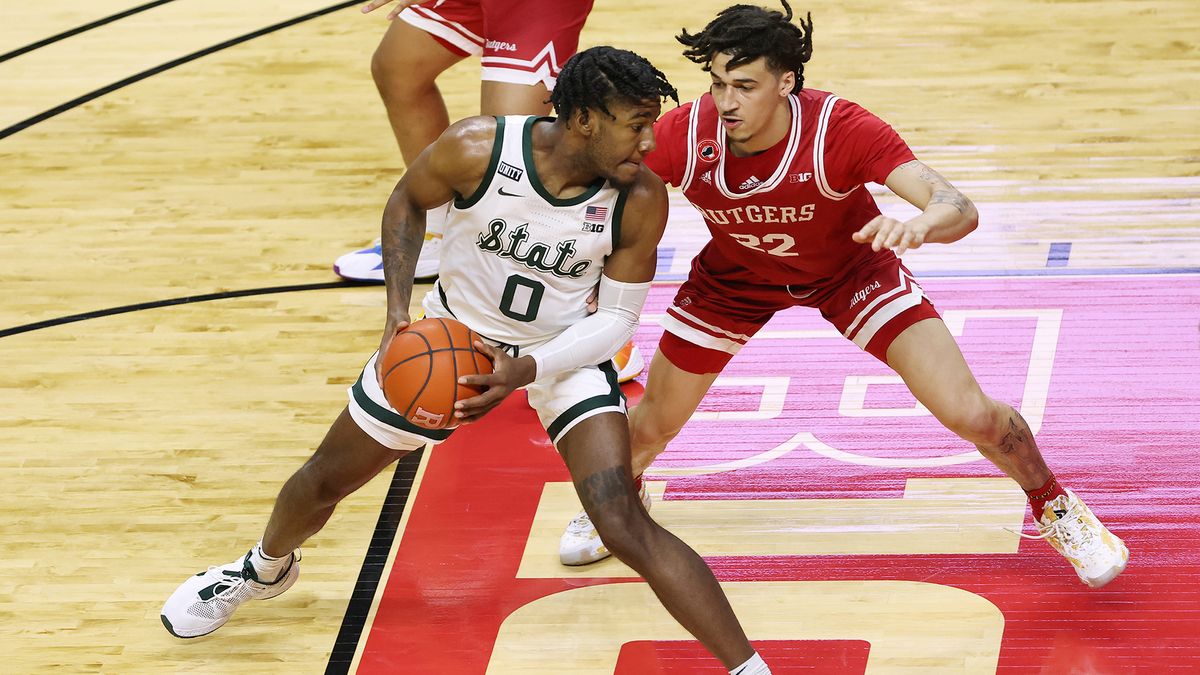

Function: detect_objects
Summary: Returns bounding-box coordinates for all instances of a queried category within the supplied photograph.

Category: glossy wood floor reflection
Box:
[2,0,1198,673]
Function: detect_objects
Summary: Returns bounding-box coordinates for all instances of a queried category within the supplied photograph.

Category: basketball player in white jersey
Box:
[335,0,646,384]
[559,2,1129,592]
[162,46,771,675]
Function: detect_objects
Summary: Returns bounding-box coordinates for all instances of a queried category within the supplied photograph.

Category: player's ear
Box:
[576,108,593,135]
[779,70,795,97]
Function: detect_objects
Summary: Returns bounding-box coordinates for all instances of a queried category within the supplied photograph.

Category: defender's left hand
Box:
[853,216,930,255]
[452,342,537,423]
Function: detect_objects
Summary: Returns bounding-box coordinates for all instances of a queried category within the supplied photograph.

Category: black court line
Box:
[0,0,180,64]
[326,447,424,674]
[0,277,417,670]
[0,0,360,140]
[0,281,361,338]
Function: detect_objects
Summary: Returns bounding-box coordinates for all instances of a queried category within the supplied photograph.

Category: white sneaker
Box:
[413,233,441,280]
[160,549,300,638]
[333,234,442,283]
[612,341,644,384]
[560,482,652,566]
[1028,490,1129,588]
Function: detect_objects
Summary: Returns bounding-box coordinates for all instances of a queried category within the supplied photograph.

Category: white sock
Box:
[248,541,291,583]
[730,652,770,675]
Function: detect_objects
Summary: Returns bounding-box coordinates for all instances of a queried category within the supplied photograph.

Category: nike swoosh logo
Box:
[497,186,524,197]
[198,581,234,601]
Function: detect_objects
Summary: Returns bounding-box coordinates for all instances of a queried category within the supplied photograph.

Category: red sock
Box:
[1025,475,1068,518]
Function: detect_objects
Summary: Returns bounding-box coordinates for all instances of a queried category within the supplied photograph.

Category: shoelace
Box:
[196,566,253,602]
[206,550,300,600]
[566,512,594,532]
[1014,499,1102,559]
[1007,498,1083,541]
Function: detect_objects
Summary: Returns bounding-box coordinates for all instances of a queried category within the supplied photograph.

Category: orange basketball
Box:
[379,318,494,430]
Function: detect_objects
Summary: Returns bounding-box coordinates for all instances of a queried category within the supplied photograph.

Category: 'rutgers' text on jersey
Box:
[645,90,916,287]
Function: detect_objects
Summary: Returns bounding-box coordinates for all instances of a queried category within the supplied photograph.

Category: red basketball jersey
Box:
[646,90,916,287]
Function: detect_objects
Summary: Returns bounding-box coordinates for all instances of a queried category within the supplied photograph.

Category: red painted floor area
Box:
[356,275,1200,674]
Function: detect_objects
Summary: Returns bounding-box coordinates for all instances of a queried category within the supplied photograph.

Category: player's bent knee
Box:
[944,395,1005,446]
[588,499,654,561]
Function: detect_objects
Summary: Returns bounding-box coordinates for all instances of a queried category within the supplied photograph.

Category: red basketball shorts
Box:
[659,254,940,374]
[397,0,594,90]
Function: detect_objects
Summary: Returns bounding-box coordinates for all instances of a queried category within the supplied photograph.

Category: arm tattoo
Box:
[577,466,633,510]
[380,211,425,298]
[930,189,970,215]
[998,416,1031,455]
[917,163,969,215]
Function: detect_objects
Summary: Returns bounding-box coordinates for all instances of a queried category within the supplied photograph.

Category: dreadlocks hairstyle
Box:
[677,1,814,93]
[550,46,679,124]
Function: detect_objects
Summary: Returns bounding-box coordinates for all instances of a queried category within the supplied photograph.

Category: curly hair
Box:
[677,1,814,93]
[550,46,679,122]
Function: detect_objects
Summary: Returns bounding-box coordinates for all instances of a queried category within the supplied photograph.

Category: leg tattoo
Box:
[578,466,632,510]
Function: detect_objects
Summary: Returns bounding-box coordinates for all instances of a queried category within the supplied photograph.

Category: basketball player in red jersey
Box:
[560,2,1129,589]
[336,0,645,381]
[336,0,593,283]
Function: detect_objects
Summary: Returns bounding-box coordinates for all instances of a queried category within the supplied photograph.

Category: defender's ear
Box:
[779,70,796,97]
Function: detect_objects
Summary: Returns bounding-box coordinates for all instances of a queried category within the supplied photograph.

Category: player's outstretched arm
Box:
[376,117,496,383]
[852,159,979,255]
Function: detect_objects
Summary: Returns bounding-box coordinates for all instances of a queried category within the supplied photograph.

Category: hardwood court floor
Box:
[2,0,1198,673]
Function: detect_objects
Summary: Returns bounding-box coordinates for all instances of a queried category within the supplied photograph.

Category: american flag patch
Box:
[584,205,608,222]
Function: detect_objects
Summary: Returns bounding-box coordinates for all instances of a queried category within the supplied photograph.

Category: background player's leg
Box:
[628,348,720,476]
[337,20,464,282]
[479,80,553,117]
[261,407,416,556]
[558,412,755,669]
[884,318,1052,489]
[371,19,464,164]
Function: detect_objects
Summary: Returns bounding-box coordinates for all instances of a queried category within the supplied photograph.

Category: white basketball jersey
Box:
[428,116,626,348]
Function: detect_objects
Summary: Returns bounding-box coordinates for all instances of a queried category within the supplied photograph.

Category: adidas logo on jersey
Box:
[739,175,762,191]
[700,170,713,184]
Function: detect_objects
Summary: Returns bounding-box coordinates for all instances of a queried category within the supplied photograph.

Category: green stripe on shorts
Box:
[545,361,624,442]
[352,369,454,442]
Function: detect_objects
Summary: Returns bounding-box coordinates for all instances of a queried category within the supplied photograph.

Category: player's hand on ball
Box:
[852,216,929,255]
[375,316,410,387]
[453,342,536,423]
